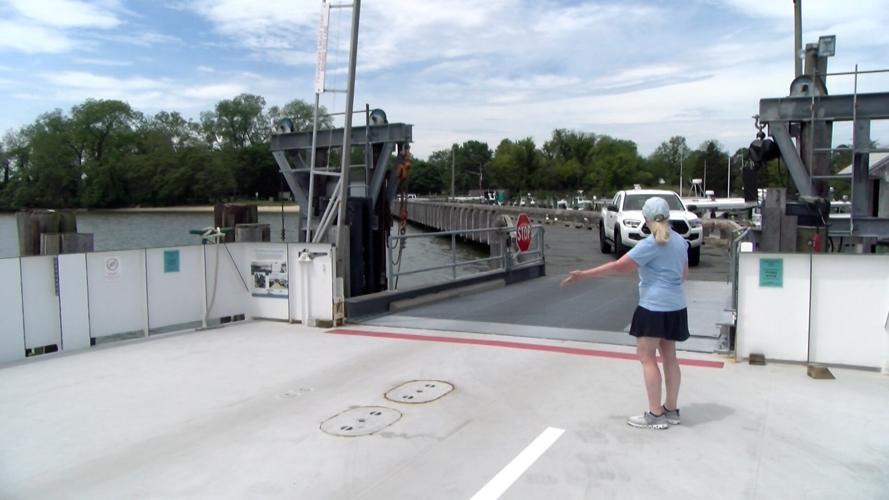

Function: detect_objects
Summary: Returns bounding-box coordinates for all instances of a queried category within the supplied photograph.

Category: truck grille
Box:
[642,221,690,235]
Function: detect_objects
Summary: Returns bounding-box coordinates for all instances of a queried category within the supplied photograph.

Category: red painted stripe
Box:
[328,328,724,368]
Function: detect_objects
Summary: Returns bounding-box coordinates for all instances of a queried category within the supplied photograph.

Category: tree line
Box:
[412,133,853,201]
[0,94,855,210]
[0,95,330,209]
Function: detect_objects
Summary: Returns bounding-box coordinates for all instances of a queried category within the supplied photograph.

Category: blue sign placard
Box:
[759,258,783,287]
[164,250,180,273]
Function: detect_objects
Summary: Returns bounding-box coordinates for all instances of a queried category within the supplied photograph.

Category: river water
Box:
[0,211,491,288]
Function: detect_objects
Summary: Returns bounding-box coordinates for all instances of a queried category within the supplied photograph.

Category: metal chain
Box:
[389,145,411,289]
[397,145,412,240]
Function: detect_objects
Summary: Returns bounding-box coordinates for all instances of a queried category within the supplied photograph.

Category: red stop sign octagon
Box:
[515,213,532,252]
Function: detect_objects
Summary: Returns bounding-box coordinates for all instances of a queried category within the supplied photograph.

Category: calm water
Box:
[0,212,491,288]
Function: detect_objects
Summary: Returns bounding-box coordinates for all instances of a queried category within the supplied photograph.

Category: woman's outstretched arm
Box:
[561,254,638,287]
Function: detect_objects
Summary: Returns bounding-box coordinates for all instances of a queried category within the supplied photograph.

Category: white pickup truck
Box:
[599,189,704,266]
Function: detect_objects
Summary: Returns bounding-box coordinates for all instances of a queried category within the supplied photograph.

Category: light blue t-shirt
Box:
[626,231,688,311]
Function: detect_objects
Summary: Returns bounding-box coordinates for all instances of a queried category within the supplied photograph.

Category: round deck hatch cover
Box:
[320,406,401,437]
[385,380,454,404]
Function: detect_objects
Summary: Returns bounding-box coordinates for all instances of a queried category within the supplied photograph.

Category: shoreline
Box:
[101,205,300,214]
[0,205,300,214]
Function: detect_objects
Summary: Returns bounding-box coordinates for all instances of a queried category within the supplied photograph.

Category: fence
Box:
[386,225,545,290]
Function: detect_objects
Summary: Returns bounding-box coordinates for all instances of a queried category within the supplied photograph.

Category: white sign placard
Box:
[104,256,121,280]
[314,1,330,94]
[251,248,288,298]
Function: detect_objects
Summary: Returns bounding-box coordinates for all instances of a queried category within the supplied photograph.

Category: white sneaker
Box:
[627,411,669,429]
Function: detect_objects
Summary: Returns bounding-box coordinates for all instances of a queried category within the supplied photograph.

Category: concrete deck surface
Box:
[1,321,887,500]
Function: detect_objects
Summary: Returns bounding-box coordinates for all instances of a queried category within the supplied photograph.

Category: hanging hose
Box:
[201,226,225,323]
[279,176,286,242]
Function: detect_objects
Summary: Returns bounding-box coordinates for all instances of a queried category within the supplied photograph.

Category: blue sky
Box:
[1,0,887,158]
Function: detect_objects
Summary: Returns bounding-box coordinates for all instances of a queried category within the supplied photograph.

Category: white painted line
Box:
[470,427,565,500]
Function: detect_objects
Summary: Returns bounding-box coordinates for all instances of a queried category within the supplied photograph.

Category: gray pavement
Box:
[365,224,733,352]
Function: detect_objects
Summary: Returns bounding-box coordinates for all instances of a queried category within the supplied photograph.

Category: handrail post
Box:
[386,235,394,291]
[504,227,512,272]
[451,233,457,279]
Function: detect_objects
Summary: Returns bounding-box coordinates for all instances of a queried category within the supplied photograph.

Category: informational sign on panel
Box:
[104,256,121,280]
[759,258,783,287]
[251,248,288,298]
[164,250,180,273]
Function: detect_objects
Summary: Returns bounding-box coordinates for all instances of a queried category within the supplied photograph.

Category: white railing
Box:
[386,225,545,290]
[0,242,337,365]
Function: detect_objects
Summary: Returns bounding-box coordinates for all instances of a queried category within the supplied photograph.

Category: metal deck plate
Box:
[320,406,401,437]
[385,380,454,404]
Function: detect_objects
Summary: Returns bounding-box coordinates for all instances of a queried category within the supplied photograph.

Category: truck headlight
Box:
[688,219,702,228]
[622,219,642,228]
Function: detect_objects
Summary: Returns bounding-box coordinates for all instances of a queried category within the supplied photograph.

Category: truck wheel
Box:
[599,223,612,254]
[689,245,701,266]
[614,228,626,257]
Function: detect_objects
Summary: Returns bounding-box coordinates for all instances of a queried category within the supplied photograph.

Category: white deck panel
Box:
[0,321,887,499]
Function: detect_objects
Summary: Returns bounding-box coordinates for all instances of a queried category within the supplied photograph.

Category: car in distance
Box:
[599,189,703,266]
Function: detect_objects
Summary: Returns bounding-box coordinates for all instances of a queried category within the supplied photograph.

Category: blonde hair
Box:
[649,218,670,244]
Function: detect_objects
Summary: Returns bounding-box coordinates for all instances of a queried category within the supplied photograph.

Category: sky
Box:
[0,0,887,159]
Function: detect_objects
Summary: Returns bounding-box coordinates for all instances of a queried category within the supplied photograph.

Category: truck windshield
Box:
[623,194,684,211]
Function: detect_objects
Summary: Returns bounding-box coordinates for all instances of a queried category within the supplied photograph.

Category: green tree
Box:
[12,111,83,208]
[267,99,333,131]
[202,94,268,150]
[67,100,141,207]
[194,148,236,202]
[407,158,444,194]
[649,136,690,186]
[585,135,643,195]
[685,140,728,197]
[489,138,542,193]
[427,141,492,195]
[70,99,141,164]
[541,129,596,191]
[127,112,203,206]
[425,148,455,195]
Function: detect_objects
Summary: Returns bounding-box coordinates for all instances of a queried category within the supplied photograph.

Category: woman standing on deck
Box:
[561,196,689,430]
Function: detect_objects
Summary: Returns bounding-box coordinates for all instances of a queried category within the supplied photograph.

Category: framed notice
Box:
[759,258,783,288]
[251,248,288,298]
[164,250,180,273]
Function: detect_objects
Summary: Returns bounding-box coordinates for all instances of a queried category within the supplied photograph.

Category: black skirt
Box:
[629,306,690,342]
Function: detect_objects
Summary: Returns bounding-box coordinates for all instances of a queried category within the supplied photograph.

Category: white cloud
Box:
[0,21,75,53]
[73,57,133,67]
[91,31,181,47]
[31,69,310,119]
[3,0,888,160]
[8,0,121,29]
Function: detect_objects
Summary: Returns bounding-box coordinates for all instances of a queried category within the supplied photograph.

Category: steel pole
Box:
[305,92,321,242]
[451,144,455,200]
[335,0,360,297]
[794,0,803,78]
[679,155,684,197]
[727,156,731,197]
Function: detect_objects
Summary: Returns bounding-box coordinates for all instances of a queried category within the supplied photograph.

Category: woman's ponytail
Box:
[650,219,670,244]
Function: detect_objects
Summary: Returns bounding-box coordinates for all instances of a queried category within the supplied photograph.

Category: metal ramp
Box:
[360,275,730,353]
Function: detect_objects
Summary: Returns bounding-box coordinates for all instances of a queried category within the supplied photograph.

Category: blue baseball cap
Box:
[642,196,670,221]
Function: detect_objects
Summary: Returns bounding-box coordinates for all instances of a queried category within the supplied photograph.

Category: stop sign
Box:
[515,213,532,252]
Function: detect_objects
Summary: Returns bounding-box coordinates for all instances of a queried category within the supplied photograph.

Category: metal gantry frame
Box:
[269,0,415,298]
[758,67,889,239]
